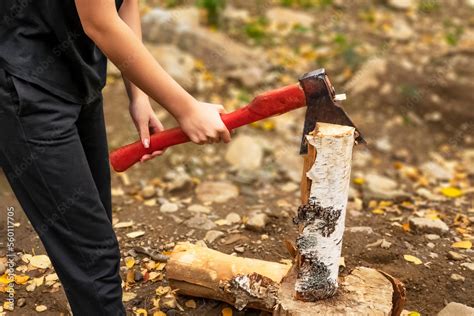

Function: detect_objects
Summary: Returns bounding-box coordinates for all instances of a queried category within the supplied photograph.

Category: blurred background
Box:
[1,0,473,315]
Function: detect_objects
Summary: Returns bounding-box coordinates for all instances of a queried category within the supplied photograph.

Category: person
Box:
[0,0,231,314]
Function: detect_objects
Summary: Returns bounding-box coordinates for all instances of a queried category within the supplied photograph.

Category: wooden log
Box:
[166,242,292,311]
[295,122,355,301]
[167,243,404,315]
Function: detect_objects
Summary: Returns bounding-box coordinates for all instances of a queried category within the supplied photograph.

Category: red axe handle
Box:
[110,84,305,172]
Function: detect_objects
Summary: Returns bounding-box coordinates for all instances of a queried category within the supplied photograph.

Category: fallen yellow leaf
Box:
[452,240,472,250]
[440,187,463,198]
[0,274,12,284]
[155,286,171,296]
[125,257,135,269]
[153,312,166,316]
[135,309,147,316]
[14,275,30,285]
[402,223,411,232]
[372,209,385,215]
[222,307,233,316]
[353,178,365,185]
[404,255,422,265]
[407,311,421,316]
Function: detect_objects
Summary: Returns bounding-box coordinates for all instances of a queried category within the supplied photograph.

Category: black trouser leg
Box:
[0,71,125,315]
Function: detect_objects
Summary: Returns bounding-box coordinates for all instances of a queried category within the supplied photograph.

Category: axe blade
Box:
[299,69,366,154]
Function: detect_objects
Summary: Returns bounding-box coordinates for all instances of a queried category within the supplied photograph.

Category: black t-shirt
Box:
[0,0,123,104]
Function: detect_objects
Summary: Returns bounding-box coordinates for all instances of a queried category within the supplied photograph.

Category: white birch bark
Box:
[295,122,355,301]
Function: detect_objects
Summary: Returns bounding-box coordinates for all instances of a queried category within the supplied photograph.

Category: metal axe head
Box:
[298,68,366,154]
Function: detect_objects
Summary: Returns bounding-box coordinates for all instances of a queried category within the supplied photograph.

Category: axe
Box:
[110,69,365,172]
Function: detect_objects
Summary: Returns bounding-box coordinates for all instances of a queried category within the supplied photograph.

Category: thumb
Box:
[139,120,151,148]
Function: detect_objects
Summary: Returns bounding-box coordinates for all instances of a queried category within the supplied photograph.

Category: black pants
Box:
[0,69,125,315]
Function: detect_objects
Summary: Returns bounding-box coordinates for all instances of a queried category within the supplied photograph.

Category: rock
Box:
[16,298,26,307]
[225,212,242,225]
[146,44,195,91]
[281,182,299,192]
[245,212,269,232]
[387,18,414,41]
[0,262,5,275]
[266,7,314,30]
[387,0,414,10]
[425,234,440,241]
[187,204,211,214]
[461,262,474,271]
[126,231,145,239]
[204,230,225,244]
[35,305,48,313]
[450,273,465,282]
[416,188,444,201]
[364,173,408,200]
[438,302,474,316]
[409,217,449,235]
[160,202,179,213]
[420,161,452,181]
[226,66,265,89]
[234,246,245,253]
[225,135,263,170]
[165,169,192,192]
[141,185,156,199]
[427,242,435,249]
[195,181,239,203]
[374,137,392,153]
[274,149,301,182]
[122,292,137,302]
[462,149,474,175]
[346,226,374,234]
[345,58,387,96]
[447,251,465,261]
[142,8,267,73]
[184,215,217,230]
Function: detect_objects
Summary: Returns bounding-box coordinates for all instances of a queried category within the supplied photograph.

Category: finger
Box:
[149,115,164,134]
[219,128,231,143]
[140,154,152,162]
[151,150,164,157]
[216,104,226,114]
[139,120,151,148]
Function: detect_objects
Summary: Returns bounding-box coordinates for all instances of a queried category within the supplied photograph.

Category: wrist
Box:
[172,97,198,122]
[129,94,149,107]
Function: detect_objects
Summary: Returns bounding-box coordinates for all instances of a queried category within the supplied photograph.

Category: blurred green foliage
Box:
[244,17,269,43]
[279,0,333,8]
[197,0,226,27]
[443,20,464,46]
[418,0,440,13]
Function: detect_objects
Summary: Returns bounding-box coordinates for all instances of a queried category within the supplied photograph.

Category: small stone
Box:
[416,188,444,201]
[364,173,408,200]
[187,204,211,214]
[420,161,452,181]
[425,234,440,241]
[195,181,239,204]
[225,212,241,225]
[408,217,449,235]
[387,18,414,41]
[281,182,298,192]
[346,226,374,234]
[450,273,465,282]
[387,0,413,10]
[438,302,474,316]
[225,135,263,170]
[461,262,474,271]
[0,262,5,275]
[126,231,145,239]
[141,185,156,199]
[245,212,269,232]
[160,203,179,213]
[16,298,26,307]
[381,239,392,249]
[447,251,465,261]
[35,305,48,313]
[234,246,245,253]
[204,230,225,244]
[427,242,435,249]
[184,215,217,230]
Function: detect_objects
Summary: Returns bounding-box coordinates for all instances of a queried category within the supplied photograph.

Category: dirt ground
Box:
[1,0,474,315]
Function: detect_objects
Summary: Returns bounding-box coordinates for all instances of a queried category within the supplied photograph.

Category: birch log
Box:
[166,242,292,311]
[294,122,355,301]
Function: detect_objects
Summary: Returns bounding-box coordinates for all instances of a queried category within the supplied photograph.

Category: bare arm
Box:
[75,0,231,147]
[118,0,146,103]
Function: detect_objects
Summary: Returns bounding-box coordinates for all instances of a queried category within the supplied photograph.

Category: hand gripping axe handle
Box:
[110,69,365,172]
